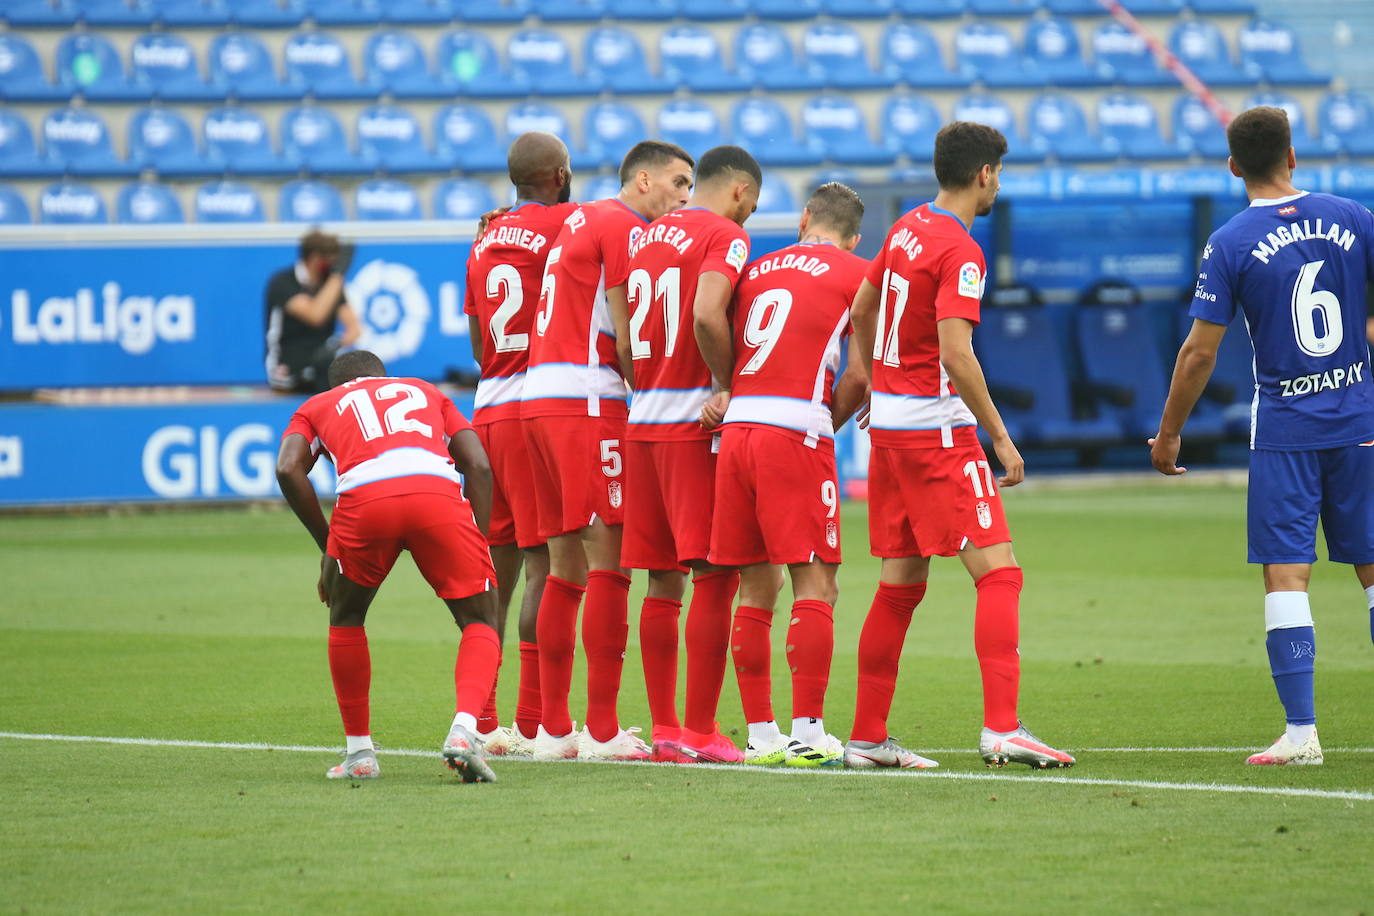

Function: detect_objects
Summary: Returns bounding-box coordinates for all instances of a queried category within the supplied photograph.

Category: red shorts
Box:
[868,443,1012,558]
[327,491,497,599]
[475,419,542,548]
[524,414,626,539]
[710,425,841,567]
[621,438,716,570]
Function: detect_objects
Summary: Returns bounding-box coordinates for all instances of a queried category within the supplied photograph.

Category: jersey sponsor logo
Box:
[347,259,430,362]
[1249,218,1357,264]
[143,423,330,498]
[976,500,992,530]
[8,282,195,356]
[1278,205,1298,216]
[958,262,983,299]
[0,435,21,479]
[1276,360,1365,398]
[725,237,748,272]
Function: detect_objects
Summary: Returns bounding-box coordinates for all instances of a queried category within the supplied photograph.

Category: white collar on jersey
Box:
[1249,190,1309,208]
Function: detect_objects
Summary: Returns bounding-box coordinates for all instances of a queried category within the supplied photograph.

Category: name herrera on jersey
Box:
[472,224,549,259]
[1250,219,1357,264]
[747,251,832,280]
[1277,360,1366,397]
[630,222,694,257]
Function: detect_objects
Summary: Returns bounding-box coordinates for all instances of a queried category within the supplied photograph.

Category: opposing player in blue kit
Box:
[1152,106,1374,766]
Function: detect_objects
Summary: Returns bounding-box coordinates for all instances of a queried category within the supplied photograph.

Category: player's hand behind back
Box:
[700,390,731,430]
[317,554,337,606]
[1148,432,1186,475]
[992,434,1024,487]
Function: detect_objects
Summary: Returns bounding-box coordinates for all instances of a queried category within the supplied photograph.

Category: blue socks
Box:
[1266,626,1316,726]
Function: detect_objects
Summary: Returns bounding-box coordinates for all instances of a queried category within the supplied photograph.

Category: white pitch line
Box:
[3,731,1371,802]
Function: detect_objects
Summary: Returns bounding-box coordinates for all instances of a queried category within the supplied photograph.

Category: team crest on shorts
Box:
[825,520,838,548]
[975,501,992,530]
[608,480,623,508]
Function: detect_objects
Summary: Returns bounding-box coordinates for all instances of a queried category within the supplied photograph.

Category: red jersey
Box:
[625,206,751,441]
[462,200,577,424]
[282,376,473,503]
[864,203,986,449]
[522,197,646,420]
[722,242,868,449]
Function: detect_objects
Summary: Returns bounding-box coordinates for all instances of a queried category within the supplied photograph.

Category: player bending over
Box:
[620,145,761,763]
[276,350,502,783]
[847,122,1075,770]
[705,182,871,767]
[523,140,696,761]
[1152,106,1374,766]
[461,131,578,756]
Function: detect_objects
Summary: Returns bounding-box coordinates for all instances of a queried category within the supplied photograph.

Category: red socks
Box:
[328,625,371,737]
[684,570,740,735]
[536,575,587,737]
[731,605,774,724]
[974,566,1023,733]
[583,570,632,743]
[454,622,501,718]
[515,640,541,740]
[787,599,834,720]
[851,582,927,743]
[478,649,501,734]
[640,596,682,730]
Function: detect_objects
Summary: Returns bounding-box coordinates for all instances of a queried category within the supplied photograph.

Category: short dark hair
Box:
[328,350,386,387]
[1227,106,1291,180]
[618,140,695,186]
[804,182,864,239]
[932,122,1008,190]
[695,145,762,191]
[299,229,340,262]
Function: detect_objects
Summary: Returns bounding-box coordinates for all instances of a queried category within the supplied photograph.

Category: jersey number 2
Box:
[487,264,529,353]
[337,383,433,441]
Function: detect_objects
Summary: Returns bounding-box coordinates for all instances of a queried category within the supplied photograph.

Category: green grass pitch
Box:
[4,481,1373,912]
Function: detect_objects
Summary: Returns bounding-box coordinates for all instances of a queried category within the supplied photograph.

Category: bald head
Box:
[507,131,572,205]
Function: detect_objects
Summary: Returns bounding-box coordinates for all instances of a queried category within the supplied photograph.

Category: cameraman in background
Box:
[265,229,362,394]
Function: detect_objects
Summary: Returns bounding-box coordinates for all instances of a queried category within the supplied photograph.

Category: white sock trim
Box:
[451,712,478,733]
[345,734,373,755]
[747,721,783,745]
[1264,591,1314,632]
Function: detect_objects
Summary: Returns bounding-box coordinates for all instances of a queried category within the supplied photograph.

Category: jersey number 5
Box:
[1290,259,1343,357]
[337,383,433,441]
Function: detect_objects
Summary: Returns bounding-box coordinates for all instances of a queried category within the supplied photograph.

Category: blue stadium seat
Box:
[954,21,1042,88]
[507,28,597,96]
[56,33,143,101]
[228,0,305,26]
[1091,21,1171,87]
[734,23,823,91]
[0,35,67,102]
[302,0,381,25]
[894,0,965,14]
[433,103,506,171]
[0,184,31,224]
[203,105,285,174]
[1168,20,1256,88]
[457,0,530,22]
[656,99,726,158]
[1024,17,1105,87]
[279,178,346,222]
[434,177,496,219]
[283,105,366,174]
[116,180,184,223]
[659,26,748,93]
[1027,93,1113,162]
[208,32,297,101]
[148,0,232,26]
[732,97,820,167]
[537,0,607,22]
[1097,92,1185,160]
[584,101,647,169]
[1318,91,1374,158]
[585,26,674,94]
[505,101,594,170]
[800,95,890,166]
[580,173,622,201]
[952,93,1039,163]
[0,108,61,177]
[756,170,797,213]
[4,1,79,27]
[357,103,439,172]
[1043,0,1105,12]
[748,0,821,19]
[880,22,969,89]
[679,0,748,17]
[381,0,456,23]
[130,33,218,102]
[42,106,136,176]
[283,31,368,99]
[1243,92,1336,159]
[881,93,941,160]
[195,179,264,222]
[1120,0,1184,12]
[355,177,421,220]
[73,0,155,26]
[1189,0,1255,11]
[807,167,859,192]
[968,0,1040,14]
[39,180,107,223]
[435,29,520,98]
[363,30,439,98]
[604,0,679,20]
[1237,20,1329,88]
[821,0,892,17]
[128,105,205,175]
[801,22,887,90]
[1171,94,1229,159]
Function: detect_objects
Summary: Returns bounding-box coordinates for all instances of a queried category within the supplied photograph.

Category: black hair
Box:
[1227,106,1292,180]
[695,144,763,190]
[328,350,386,388]
[804,182,864,239]
[299,229,340,261]
[618,140,695,186]
[932,122,1008,190]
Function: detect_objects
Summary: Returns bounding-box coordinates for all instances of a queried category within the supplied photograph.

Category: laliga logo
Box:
[348,259,430,362]
[142,423,334,498]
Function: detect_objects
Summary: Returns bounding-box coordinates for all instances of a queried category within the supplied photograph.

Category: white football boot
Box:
[443,723,497,783]
[979,723,1075,769]
[533,723,580,761]
[481,725,534,758]
[326,748,380,780]
[843,737,939,769]
[1246,730,1323,766]
[577,726,652,761]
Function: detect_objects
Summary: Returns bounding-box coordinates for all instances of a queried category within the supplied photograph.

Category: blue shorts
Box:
[1248,444,1374,565]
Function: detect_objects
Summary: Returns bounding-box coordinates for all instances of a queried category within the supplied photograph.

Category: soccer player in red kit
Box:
[276,350,501,783]
[522,141,696,761]
[462,132,577,756]
[846,122,1074,770]
[621,145,761,763]
[705,183,871,767]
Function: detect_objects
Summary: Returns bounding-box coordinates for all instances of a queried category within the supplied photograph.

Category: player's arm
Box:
[336,302,361,347]
[284,272,346,328]
[1151,318,1226,476]
[938,316,1024,487]
[694,270,736,428]
[849,278,881,385]
[831,335,870,430]
[607,282,634,387]
[447,428,494,537]
[276,433,328,552]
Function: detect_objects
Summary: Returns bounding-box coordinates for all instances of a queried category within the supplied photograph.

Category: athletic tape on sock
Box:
[1264,591,1314,632]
